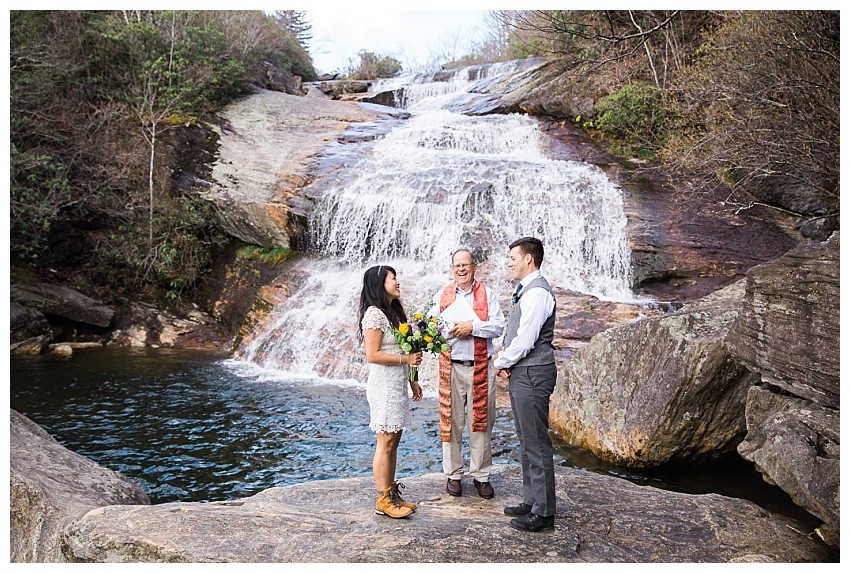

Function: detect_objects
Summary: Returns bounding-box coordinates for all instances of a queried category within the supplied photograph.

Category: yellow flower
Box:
[414,312,424,320]
[398,323,409,334]
[424,335,433,343]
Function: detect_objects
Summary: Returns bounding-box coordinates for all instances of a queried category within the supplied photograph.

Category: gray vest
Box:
[503,275,556,367]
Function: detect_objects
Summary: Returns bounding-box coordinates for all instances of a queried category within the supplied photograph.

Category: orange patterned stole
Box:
[438,281,490,442]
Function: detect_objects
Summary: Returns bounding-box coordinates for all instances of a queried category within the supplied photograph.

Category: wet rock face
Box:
[616,171,803,303]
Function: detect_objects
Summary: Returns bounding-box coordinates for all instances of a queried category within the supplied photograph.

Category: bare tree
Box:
[664,10,839,223]
[492,10,715,88]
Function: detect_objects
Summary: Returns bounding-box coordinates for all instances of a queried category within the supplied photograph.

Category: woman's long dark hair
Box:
[357,265,407,342]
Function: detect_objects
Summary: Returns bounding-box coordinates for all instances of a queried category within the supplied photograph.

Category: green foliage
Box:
[264,31,316,81]
[10,144,73,261]
[272,10,313,56]
[86,12,245,118]
[505,31,537,59]
[591,81,668,156]
[348,50,403,80]
[236,245,293,266]
[93,193,228,296]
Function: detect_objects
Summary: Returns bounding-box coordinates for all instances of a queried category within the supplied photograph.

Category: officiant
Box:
[429,249,506,499]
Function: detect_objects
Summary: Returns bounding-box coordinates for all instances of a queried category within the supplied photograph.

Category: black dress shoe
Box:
[473,479,495,499]
[446,478,462,497]
[509,512,555,532]
[504,502,532,516]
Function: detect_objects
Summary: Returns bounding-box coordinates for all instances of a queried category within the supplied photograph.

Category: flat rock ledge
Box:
[63,465,834,563]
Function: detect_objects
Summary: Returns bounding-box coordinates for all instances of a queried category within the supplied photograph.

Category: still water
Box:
[9,347,812,524]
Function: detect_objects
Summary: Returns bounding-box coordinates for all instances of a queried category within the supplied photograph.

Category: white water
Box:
[235,60,636,385]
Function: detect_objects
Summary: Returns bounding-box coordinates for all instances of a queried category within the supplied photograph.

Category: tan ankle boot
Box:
[391,481,416,512]
[375,486,413,518]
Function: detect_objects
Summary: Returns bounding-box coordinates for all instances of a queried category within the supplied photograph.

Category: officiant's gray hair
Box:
[450,248,475,264]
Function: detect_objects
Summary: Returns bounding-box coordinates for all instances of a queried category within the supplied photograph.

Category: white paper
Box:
[439,298,478,325]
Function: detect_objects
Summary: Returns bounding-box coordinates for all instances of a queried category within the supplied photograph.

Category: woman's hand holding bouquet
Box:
[392,311,451,383]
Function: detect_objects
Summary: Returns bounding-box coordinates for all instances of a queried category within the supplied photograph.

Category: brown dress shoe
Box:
[446,478,462,497]
[473,479,495,499]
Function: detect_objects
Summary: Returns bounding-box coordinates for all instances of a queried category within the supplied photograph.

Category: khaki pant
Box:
[443,359,496,481]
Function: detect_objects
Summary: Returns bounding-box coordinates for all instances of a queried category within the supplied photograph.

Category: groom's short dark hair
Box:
[510,237,544,268]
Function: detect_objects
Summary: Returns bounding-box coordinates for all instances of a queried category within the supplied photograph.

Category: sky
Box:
[306,9,490,75]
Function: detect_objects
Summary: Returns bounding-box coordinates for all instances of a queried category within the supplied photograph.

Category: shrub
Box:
[348,50,402,80]
[592,81,668,156]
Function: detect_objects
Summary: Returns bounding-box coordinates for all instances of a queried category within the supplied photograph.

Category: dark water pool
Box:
[9,348,813,524]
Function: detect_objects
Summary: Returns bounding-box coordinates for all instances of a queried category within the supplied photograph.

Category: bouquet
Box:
[392,310,451,382]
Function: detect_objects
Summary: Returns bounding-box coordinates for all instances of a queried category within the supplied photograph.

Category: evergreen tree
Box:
[273,10,312,50]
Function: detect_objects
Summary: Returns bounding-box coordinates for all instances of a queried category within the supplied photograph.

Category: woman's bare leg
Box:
[373,431,403,489]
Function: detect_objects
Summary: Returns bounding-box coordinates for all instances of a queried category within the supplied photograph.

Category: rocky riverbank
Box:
[9,409,837,563]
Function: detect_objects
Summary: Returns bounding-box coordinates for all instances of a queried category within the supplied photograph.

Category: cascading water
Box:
[234,59,635,387]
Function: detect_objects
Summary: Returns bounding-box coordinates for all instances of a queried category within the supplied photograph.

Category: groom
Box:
[494,236,558,532]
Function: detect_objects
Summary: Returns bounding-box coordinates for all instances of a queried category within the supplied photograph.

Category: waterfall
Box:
[234,59,636,386]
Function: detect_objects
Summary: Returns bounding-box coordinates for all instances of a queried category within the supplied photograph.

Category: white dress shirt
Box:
[494,270,555,370]
[430,281,506,361]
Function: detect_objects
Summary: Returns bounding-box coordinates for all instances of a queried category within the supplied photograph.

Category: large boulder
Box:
[259,61,301,95]
[10,301,51,341]
[513,59,598,119]
[550,280,758,468]
[10,409,150,563]
[726,233,839,409]
[727,233,840,547]
[10,301,53,354]
[737,386,839,548]
[109,301,229,351]
[311,79,371,99]
[10,282,114,329]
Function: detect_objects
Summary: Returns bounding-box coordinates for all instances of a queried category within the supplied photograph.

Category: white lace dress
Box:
[361,306,411,434]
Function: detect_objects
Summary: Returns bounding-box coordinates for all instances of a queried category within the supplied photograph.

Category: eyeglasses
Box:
[453,263,475,270]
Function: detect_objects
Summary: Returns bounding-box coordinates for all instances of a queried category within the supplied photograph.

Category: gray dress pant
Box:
[508,363,557,518]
